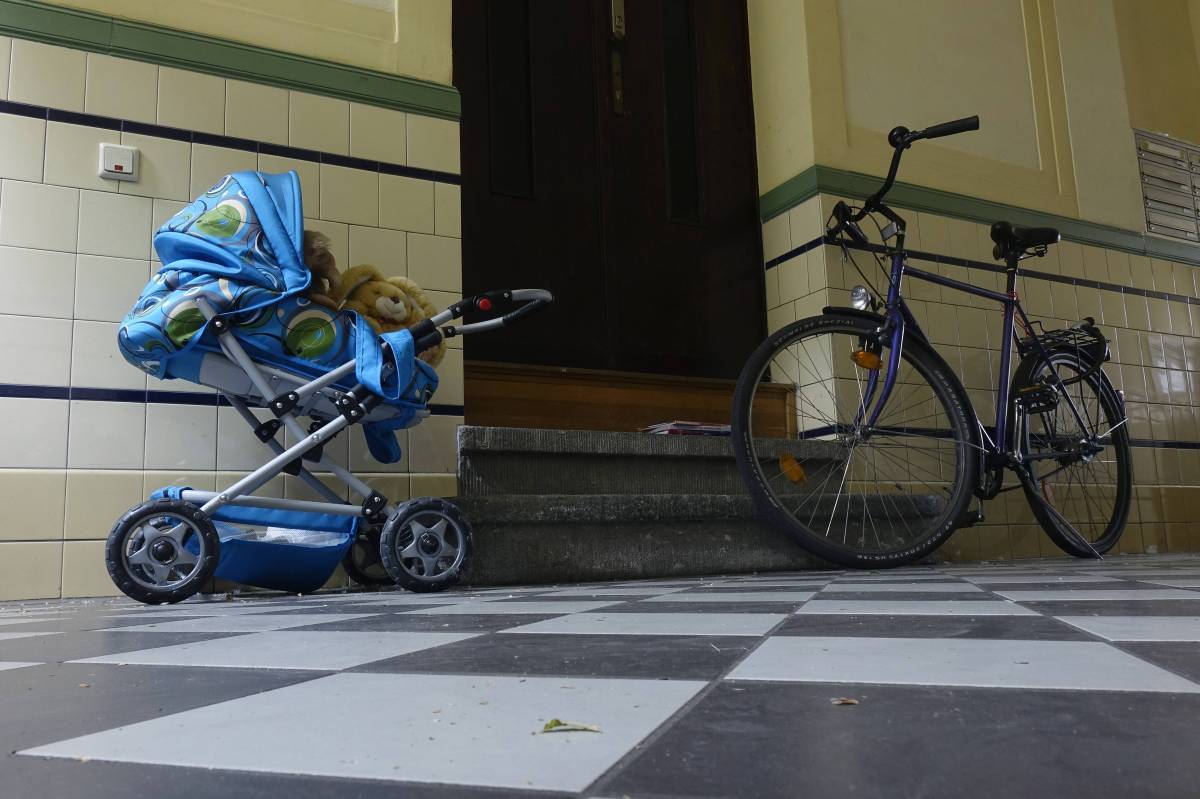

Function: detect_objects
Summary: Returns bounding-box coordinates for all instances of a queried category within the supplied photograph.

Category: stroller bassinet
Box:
[106,170,552,603]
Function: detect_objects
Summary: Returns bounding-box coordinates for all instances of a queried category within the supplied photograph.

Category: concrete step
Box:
[457,425,845,497]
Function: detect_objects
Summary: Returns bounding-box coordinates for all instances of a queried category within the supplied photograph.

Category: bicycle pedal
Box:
[1014,383,1058,414]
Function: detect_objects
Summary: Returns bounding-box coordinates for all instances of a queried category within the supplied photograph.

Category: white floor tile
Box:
[993,589,1200,602]
[103,613,377,633]
[641,592,815,603]
[22,672,706,792]
[0,662,42,672]
[827,575,955,582]
[821,583,982,593]
[727,637,1200,693]
[1055,616,1200,642]
[74,631,479,671]
[543,588,690,597]
[796,600,1038,616]
[502,612,786,636]
[0,632,60,641]
[406,601,622,615]
[1139,579,1200,589]
[963,575,1118,584]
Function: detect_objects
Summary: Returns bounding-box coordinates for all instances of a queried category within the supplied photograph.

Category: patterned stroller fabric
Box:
[117,171,437,463]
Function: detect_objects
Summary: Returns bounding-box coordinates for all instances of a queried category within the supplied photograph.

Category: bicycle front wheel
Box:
[731,313,978,567]
[1013,351,1132,556]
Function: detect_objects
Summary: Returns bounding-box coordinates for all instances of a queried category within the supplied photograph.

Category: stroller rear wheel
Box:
[106,499,220,604]
[341,523,394,588]
[380,498,473,593]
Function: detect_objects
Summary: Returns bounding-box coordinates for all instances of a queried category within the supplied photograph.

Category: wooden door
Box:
[454,0,763,382]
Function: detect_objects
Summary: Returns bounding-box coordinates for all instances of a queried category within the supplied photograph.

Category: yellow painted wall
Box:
[42,0,454,85]
[747,0,815,195]
[1114,0,1200,144]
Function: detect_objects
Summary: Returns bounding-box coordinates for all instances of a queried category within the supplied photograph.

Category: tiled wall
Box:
[762,195,1200,562]
[0,38,463,600]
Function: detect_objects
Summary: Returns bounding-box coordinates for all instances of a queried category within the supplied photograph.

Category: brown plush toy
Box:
[303,230,341,309]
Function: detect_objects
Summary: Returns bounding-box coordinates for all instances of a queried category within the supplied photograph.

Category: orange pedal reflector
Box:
[851,349,882,370]
[779,453,807,484]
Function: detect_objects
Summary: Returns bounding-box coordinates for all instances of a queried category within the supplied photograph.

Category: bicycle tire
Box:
[731,312,978,567]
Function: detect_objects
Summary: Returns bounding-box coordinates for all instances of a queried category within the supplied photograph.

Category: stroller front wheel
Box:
[379,498,473,593]
[105,499,220,604]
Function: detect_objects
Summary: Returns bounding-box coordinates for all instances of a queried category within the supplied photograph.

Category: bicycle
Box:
[731,115,1132,568]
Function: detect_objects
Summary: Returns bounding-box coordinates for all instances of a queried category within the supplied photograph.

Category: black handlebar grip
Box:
[502,300,549,326]
[921,115,979,140]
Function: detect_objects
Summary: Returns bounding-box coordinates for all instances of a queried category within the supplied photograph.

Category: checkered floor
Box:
[6,555,1200,798]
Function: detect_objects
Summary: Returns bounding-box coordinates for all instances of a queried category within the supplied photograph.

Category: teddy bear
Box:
[302,230,341,308]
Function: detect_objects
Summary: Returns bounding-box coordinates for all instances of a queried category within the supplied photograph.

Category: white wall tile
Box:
[147,373,213,395]
[150,199,186,239]
[0,246,76,318]
[71,319,144,390]
[190,143,256,198]
[226,80,289,145]
[349,426,408,472]
[290,91,349,155]
[407,116,459,173]
[75,254,149,322]
[8,40,86,111]
[119,132,190,201]
[379,173,434,233]
[259,154,319,207]
[0,114,45,182]
[319,164,378,226]
[144,403,217,471]
[348,225,405,277]
[0,180,78,251]
[84,53,157,123]
[0,398,68,468]
[157,66,225,135]
[284,424,349,474]
[406,413,460,473]
[350,103,406,164]
[0,314,71,385]
[43,121,121,192]
[407,233,461,292]
[0,37,11,101]
[77,190,153,259]
[216,404,276,472]
[68,400,145,469]
[434,182,460,238]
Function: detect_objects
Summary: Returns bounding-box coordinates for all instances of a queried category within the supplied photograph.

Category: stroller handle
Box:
[411,288,555,354]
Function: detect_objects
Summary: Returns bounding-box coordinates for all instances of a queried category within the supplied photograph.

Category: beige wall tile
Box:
[319,164,378,226]
[766,301,796,335]
[302,218,348,269]
[406,414,459,473]
[67,400,146,469]
[407,116,459,173]
[0,246,76,319]
[290,92,349,155]
[216,472,284,498]
[379,173,434,233]
[350,103,406,164]
[407,233,460,293]
[0,541,63,600]
[434,183,460,238]
[157,67,225,135]
[119,133,190,201]
[0,180,79,251]
[349,427,408,472]
[0,469,66,541]
[226,80,288,145]
[259,154,319,203]
[0,315,71,386]
[0,114,45,182]
[361,473,411,503]
[78,190,153,259]
[143,471,217,494]
[761,214,790,261]
[348,225,405,276]
[62,540,120,597]
[0,37,10,101]
[1172,263,1196,297]
[144,403,218,471]
[43,121,121,192]
[8,40,85,111]
[64,470,143,539]
[190,143,257,198]
[0,398,68,468]
[776,255,808,304]
[435,347,464,406]
[409,473,457,498]
[284,474,349,502]
[84,53,157,123]
[1126,254,1154,291]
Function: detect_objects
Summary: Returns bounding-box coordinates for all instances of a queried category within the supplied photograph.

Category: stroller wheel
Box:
[105,499,220,605]
[380,498,473,593]
[341,524,393,588]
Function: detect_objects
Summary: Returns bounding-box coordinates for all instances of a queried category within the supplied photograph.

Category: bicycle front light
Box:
[850,284,873,311]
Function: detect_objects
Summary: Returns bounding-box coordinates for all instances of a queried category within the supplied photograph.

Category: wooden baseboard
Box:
[464,361,793,436]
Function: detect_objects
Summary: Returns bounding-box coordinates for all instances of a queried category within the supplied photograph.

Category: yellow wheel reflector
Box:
[851,349,882,370]
[780,454,806,484]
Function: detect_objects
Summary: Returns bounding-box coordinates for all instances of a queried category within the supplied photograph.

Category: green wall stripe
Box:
[761,164,1200,268]
[0,0,460,119]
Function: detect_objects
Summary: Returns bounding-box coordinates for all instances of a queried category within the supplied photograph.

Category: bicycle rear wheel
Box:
[731,313,978,567]
[1013,351,1132,556]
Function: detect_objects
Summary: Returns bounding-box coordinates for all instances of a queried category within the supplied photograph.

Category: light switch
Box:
[99,143,139,182]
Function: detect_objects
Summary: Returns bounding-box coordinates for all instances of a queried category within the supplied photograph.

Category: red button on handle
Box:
[477,298,493,312]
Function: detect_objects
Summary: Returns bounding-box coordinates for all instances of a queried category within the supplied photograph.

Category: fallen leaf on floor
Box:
[541,718,601,733]
[830,697,859,706]
[77,683,90,689]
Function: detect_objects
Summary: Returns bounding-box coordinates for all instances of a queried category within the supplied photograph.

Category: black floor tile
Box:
[773,614,1094,640]
[1115,642,1200,684]
[1019,600,1200,616]
[0,631,244,663]
[289,613,564,633]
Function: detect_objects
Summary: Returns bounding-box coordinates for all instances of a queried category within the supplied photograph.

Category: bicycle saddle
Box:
[990,220,1060,261]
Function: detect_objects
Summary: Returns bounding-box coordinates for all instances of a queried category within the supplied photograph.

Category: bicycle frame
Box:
[853,225,1095,477]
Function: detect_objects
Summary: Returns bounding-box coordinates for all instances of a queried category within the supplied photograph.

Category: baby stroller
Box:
[107,170,552,604]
